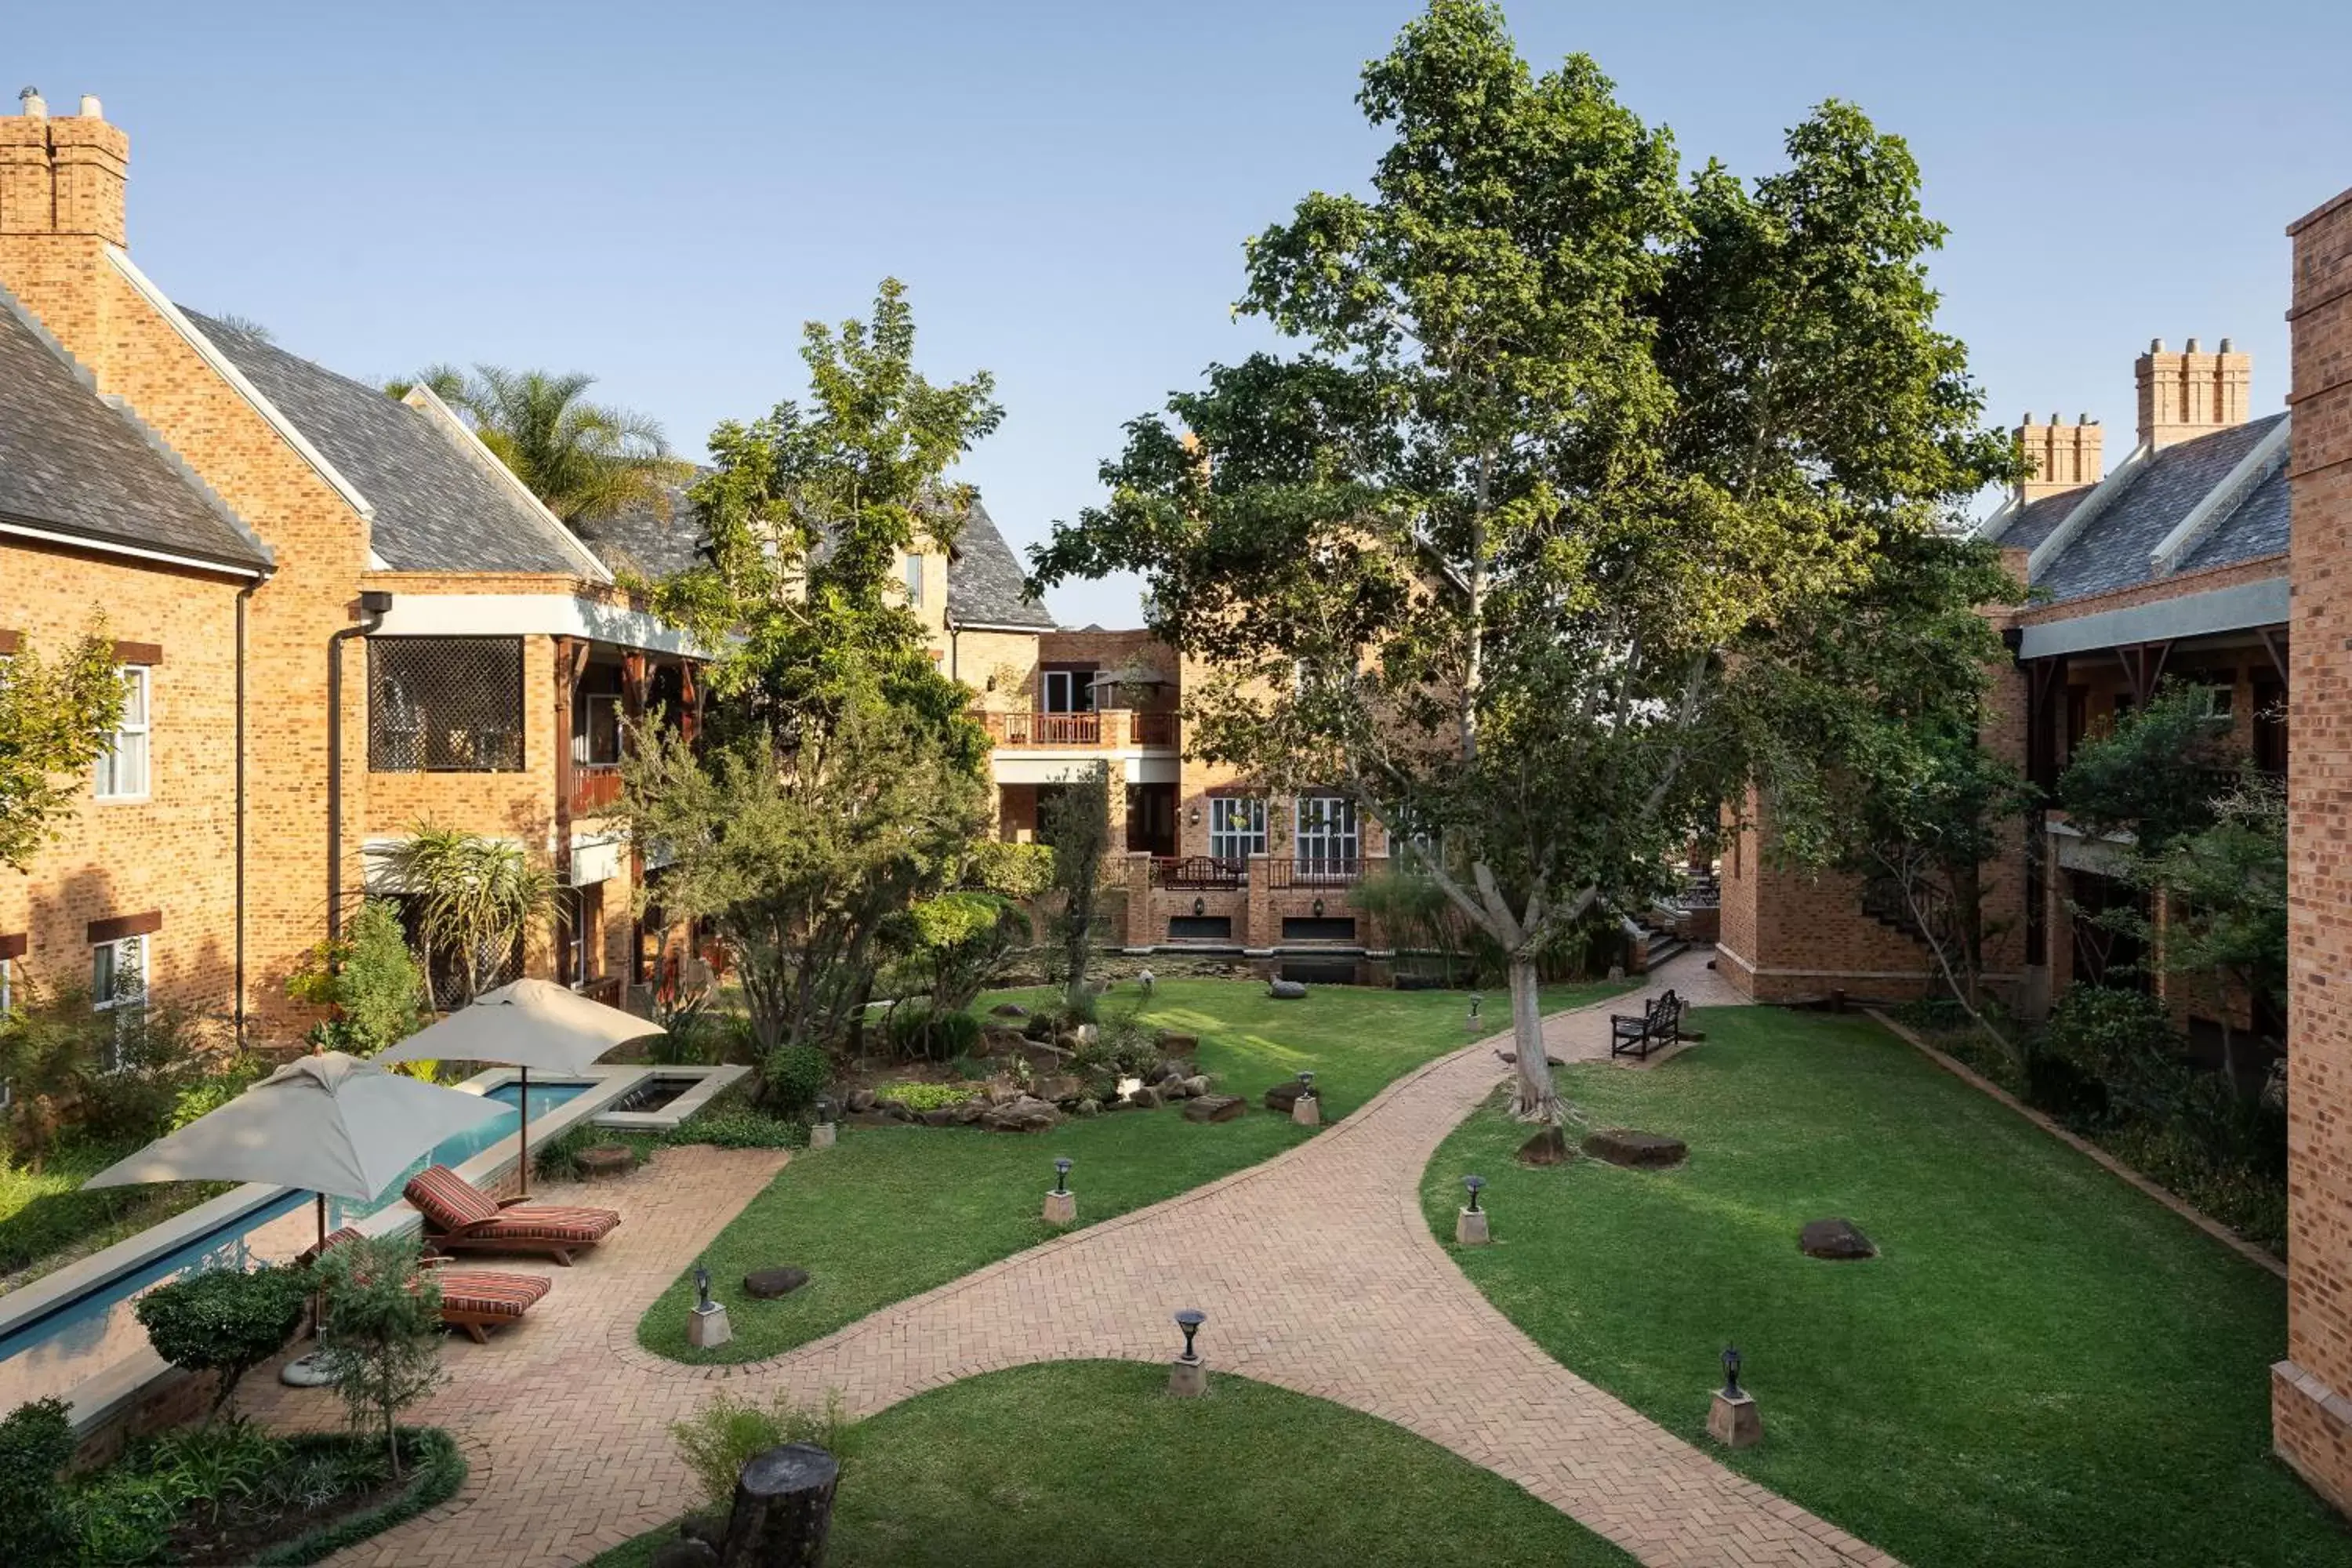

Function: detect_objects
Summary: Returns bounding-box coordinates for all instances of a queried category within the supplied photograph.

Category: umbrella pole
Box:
[517,1065,530,1199]
[281,1191,336,1388]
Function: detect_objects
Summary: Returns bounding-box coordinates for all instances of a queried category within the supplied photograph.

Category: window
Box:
[93,935,147,1069]
[1294,796,1360,873]
[902,552,926,604]
[93,666,151,799]
[1208,797,1268,861]
[581,694,625,767]
[368,637,525,772]
[1041,668,1097,713]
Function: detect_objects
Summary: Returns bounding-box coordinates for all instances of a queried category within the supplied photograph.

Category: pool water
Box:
[0,1078,588,1413]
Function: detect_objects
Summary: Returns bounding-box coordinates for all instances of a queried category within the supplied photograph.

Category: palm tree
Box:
[387,364,684,527]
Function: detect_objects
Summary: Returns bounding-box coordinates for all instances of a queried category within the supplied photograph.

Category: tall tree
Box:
[1029,1,2010,1120]
[1040,764,1113,1012]
[0,622,126,873]
[388,365,682,527]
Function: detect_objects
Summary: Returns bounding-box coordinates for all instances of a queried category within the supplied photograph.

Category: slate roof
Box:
[575,479,707,580]
[2028,412,2289,605]
[947,499,1056,630]
[0,288,271,573]
[1996,488,2084,555]
[181,311,601,577]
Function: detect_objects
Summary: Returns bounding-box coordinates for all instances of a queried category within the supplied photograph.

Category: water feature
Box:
[0,1079,588,1414]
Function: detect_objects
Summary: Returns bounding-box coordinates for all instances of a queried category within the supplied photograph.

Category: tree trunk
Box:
[1507,957,1557,1122]
[719,1443,840,1568]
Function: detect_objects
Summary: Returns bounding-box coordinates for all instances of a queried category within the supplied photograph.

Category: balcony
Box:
[976,709,1179,750]
[1147,855,1365,890]
[569,763,625,818]
[1265,855,1363,889]
[1152,855,1247,891]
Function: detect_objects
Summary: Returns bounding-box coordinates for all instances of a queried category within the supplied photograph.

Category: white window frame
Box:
[1040,668,1098,714]
[93,933,149,1069]
[1294,796,1360,873]
[902,551,926,604]
[580,692,626,768]
[1207,797,1268,862]
[93,664,152,800]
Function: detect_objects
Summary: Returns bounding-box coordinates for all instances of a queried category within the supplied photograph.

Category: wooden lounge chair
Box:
[403,1163,620,1267]
[303,1226,554,1343]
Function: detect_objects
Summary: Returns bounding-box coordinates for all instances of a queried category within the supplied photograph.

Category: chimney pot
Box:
[2022,410,2036,425]
[2186,336,2202,353]
[2150,337,2165,353]
[78,94,102,119]
[2220,336,2235,352]
[17,85,45,118]
[2049,412,2062,426]
[2080,413,2093,425]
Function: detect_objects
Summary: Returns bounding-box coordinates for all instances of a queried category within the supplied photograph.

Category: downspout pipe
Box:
[234,575,270,1044]
[326,591,392,939]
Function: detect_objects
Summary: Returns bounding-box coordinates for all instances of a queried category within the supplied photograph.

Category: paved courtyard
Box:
[249,953,1896,1567]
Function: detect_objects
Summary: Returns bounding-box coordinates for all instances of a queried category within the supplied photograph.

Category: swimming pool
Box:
[0,1078,587,1414]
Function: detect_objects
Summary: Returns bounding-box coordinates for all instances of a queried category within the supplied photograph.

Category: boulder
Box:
[1018,1041,1074,1074]
[1035,1074,1083,1105]
[1580,1127,1688,1169]
[1151,1061,1186,1085]
[742,1266,811,1299]
[1495,1050,1568,1068]
[1798,1218,1878,1261]
[1178,1076,1212,1099]
[978,1095,1064,1134]
[989,1003,1029,1018]
[1268,978,1308,1000]
[1126,1085,1163,1110]
[921,1105,959,1127]
[844,1088,877,1113]
[651,1541,720,1568]
[1515,1126,1573,1167]
[1263,1080,1312,1116]
[978,1026,1028,1058]
[950,1098,987,1125]
[1073,1098,1102,1117]
[1156,1032,1200,1051]
[1182,1094,1247,1124]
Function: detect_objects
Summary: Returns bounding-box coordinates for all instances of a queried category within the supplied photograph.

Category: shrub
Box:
[873,1081,978,1112]
[0,1396,76,1568]
[2038,985,2178,1101]
[670,1389,862,1510]
[284,900,425,1057]
[650,1002,726,1066]
[534,1123,652,1181]
[669,1104,802,1151]
[316,1235,444,1479]
[143,1414,287,1523]
[169,1053,270,1131]
[134,1265,307,1420]
[764,1043,833,1120]
[882,1004,982,1063]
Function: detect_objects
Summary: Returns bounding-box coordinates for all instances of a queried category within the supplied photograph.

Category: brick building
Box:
[0,92,699,1040]
[2275,181,2352,1514]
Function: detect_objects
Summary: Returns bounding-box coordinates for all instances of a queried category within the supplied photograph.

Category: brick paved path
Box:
[253,953,1896,1567]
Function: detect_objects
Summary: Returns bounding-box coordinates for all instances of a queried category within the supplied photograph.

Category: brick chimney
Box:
[2016,412,2103,504]
[0,88,129,246]
[2135,336,2250,451]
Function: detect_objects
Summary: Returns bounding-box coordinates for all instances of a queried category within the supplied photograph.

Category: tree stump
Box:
[719,1443,840,1567]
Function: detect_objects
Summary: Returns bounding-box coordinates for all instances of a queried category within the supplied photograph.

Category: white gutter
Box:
[2149,415,2292,575]
[1973,492,2020,543]
[400,383,615,585]
[0,517,270,579]
[104,246,377,522]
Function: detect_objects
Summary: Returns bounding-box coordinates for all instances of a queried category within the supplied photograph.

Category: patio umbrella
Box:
[83,1051,506,1253]
[373,977,659,1196]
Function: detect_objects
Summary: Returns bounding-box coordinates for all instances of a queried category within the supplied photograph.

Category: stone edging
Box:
[1864,1008,2285,1281]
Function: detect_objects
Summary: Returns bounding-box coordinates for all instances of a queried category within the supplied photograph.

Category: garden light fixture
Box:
[1174,1308,1206,1362]
[1722,1345,1743,1398]
[1054,1157,1072,1195]
[1464,1174,1485,1213]
[695,1265,712,1312]
[1193,896,1207,917]
[1312,897,1325,917]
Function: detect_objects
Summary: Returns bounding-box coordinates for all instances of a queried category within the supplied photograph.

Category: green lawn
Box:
[1421,1007,2352,1568]
[587,1361,1632,1568]
[639,977,1624,1364]
[0,1144,229,1289]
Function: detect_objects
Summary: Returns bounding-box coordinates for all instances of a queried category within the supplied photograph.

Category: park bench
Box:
[1610,989,1686,1060]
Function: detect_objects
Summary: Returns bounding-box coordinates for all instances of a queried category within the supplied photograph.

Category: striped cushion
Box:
[405,1165,499,1230]
[475,1205,620,1244]
[435,1269,552,1319]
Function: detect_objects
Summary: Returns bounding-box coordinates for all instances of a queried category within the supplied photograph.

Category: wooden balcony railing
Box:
[982,710,1102,746]
[1152,855,1247,891]
[1265,855,1363,889]
[1132,711,1178,747]
[578,975,624,1008]
[569,764,625,817]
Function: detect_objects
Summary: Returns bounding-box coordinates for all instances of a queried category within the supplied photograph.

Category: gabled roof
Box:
[0,285,272,575]
[948,499,1056,630]
[1994,488,2086,555]
[2027,412,2290,605]
[575,478,708,581]
[180,311,604,578]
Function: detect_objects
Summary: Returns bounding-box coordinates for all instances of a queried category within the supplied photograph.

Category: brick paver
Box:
[250,953,1896,1567]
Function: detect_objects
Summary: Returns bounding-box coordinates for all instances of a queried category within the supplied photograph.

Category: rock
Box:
[651,1540,720,1568]
[1018,1041,1073,1074]
[1263,1080,1312,1115]
[844,1088,877,1113]
[1182,1094,1247,1123]
[1073,1098,1101,1117]
[979,1095,1064,1134]
[1156,1032,1199,1051]
[921,1105,960,1127]
[978,1026,1027,1057]
[1178,1076,1212,1099]
[1798,1218,1877,1261]
[950,1098,986,1125]
[989,1003,1029,1018]
[1268,978,1308,1000]
[1126,1085,1163,1110]
[742,1266,811,1299]
[1580,1127,1688,1169]
[1495,1050,1568,1068]
[678,1512,728,1548]
[1515,1126,1573,1166]
[1035,1074,1083,1104]
[1152,1061,1186,1085]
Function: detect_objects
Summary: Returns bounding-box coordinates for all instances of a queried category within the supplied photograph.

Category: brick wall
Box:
[2277,182,2352,1514]
[0,543,246,1026]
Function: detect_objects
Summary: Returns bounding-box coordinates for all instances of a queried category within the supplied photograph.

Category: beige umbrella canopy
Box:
[83,1051,506,1248]
[374,978,661,1195]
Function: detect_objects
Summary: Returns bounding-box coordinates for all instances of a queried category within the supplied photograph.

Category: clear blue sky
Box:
[15,2,2348,626]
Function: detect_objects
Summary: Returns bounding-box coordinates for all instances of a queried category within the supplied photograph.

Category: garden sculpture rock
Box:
[1182,1094,1247,1123]
[1269,978,1308,1000]
[1798,1218,1878,1260]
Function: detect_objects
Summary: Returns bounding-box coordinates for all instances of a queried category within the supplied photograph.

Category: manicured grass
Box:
[0,1144,229,1288]
[1421,1007,2352,1568]
[640,977,1624,1364]
[586,1361,1632,1568]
